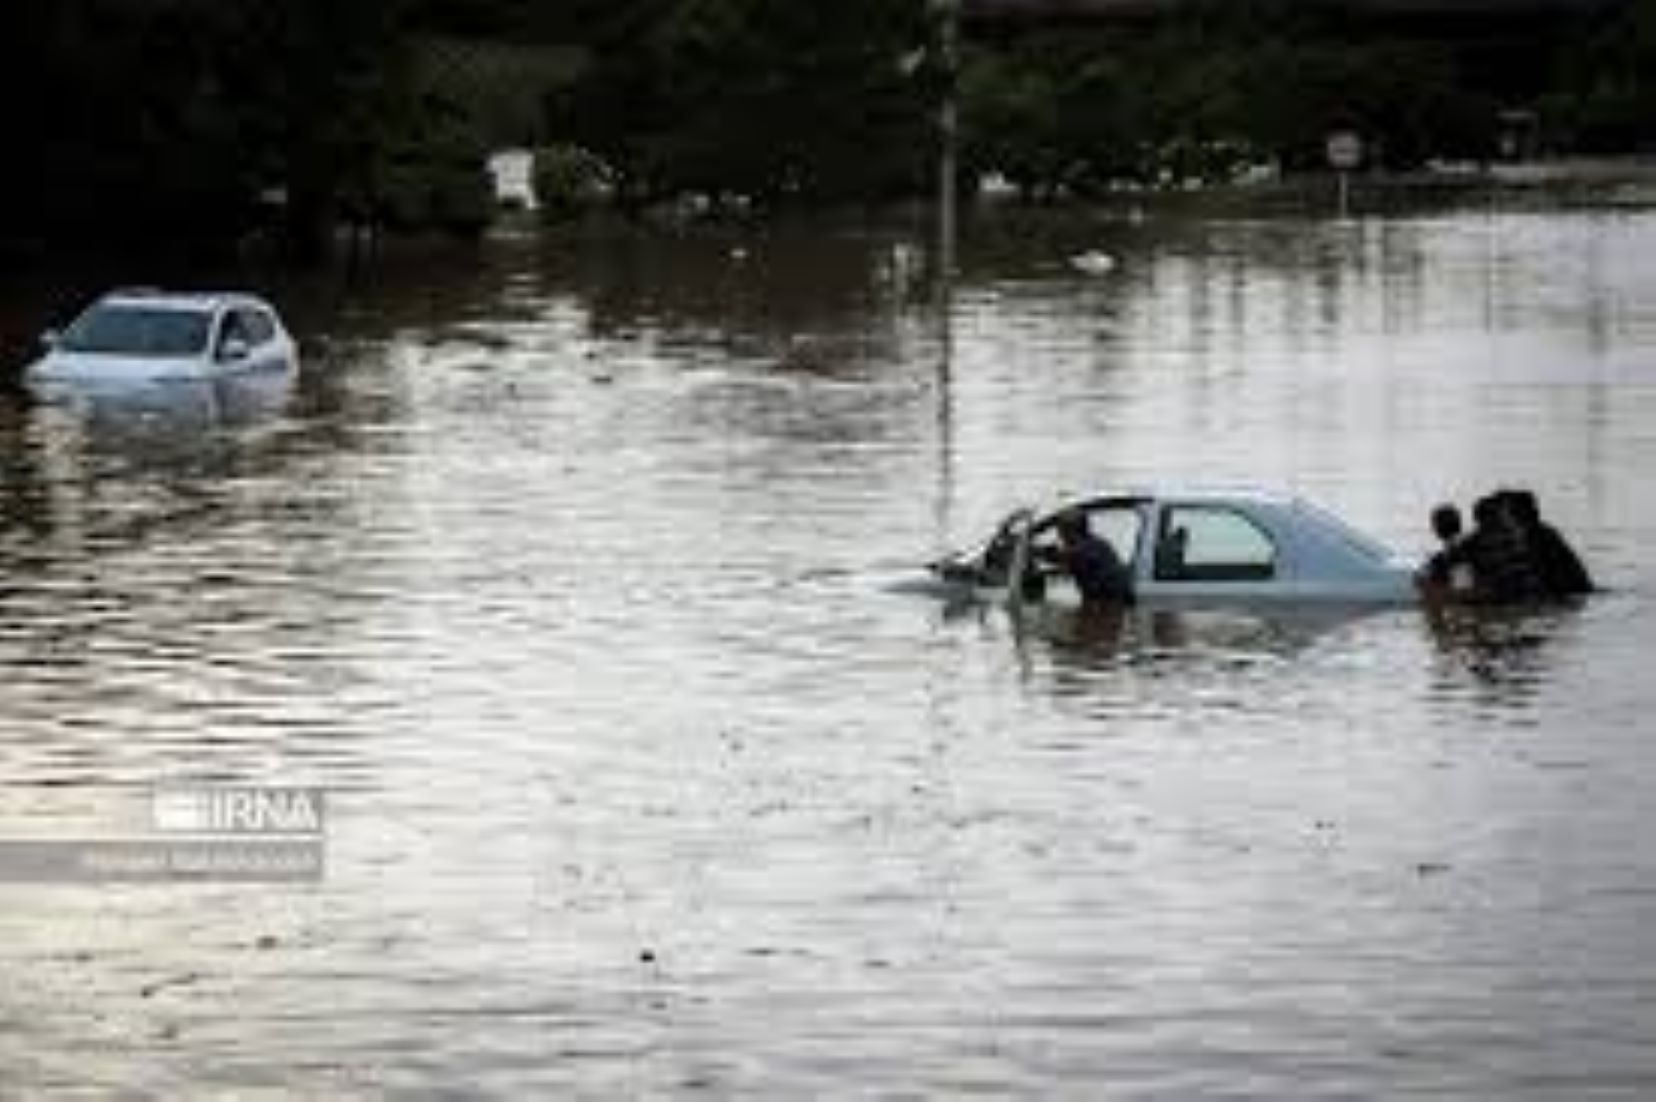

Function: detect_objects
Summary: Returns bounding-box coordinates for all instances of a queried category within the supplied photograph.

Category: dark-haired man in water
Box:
[1503,489,1593,598]
[1045,511,1134,607]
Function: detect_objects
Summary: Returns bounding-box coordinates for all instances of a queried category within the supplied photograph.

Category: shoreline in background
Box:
[961,157,1656,218]
[5,167,1653,382]
[506,156,1656,229]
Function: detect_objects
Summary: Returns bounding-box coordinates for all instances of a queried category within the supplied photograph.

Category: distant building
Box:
[487,149,537,212]
[1497,109,1542,161]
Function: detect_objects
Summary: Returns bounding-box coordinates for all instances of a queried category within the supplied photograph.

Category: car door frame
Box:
[1007,497,1152,608]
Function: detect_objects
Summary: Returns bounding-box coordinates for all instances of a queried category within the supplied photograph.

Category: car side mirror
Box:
[40,329,59,349]
[219,338,250,362]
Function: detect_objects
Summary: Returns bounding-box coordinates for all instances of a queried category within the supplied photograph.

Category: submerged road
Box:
[1,208,1654,1095]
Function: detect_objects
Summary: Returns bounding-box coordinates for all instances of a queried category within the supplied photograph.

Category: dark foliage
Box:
[1,0,1651,258]
[0,0,483,261]
[563,0,933,211]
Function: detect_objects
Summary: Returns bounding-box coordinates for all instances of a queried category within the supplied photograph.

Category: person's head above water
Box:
[1056,510,1091,544]
[1503,488,1542,530]
[1431,503,1463,543]
[1473,494,1508,530]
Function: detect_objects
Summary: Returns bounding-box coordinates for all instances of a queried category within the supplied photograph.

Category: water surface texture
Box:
[2,210,1655,1096]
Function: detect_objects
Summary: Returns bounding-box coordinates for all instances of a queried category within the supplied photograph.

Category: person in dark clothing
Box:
[1464,493,1546,604]
[1503,489,1594,597]
[1420,502,1474,596]
[1044,510,1134,606]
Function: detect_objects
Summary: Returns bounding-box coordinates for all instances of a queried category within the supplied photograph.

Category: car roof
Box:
[1044,488,1401,564]
[1050,487,1303,514]
[95,289,275,314]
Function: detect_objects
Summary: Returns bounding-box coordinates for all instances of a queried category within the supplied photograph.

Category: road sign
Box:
[1326,131,1363,171]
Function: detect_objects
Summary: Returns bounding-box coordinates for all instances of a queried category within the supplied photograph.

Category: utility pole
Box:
[935,0,959,280]
[931,0,960,549]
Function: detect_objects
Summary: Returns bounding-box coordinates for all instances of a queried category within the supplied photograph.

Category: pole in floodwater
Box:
[935,0,959,280]
[929,0,961,546]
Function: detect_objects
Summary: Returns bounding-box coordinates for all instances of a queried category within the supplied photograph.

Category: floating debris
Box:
[1069,250,1118,276]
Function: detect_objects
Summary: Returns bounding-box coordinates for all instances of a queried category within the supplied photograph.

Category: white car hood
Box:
[28,350,209,383]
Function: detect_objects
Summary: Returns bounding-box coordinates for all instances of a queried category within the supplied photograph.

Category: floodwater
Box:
[1,207,1655,1096]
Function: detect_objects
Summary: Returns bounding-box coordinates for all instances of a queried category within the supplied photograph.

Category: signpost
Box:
[1326,130,1363,219]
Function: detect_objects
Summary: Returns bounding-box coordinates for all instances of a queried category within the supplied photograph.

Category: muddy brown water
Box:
[1,209,1654,1096]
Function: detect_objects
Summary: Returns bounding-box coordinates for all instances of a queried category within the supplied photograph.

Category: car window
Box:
[1154,506,1277,582]
[215,312,250,359]
[59,306,212,358]
[240,309,277,345]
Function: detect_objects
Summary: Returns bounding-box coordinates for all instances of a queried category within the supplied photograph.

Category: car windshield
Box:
[58,305,212,358]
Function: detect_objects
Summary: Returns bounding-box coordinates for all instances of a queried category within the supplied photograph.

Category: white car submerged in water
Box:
[26,289,298,386]
[927,490,1418,607]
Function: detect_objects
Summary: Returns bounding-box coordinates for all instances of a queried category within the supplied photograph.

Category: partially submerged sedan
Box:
[929,491,1418,607]
[26,289,297,385]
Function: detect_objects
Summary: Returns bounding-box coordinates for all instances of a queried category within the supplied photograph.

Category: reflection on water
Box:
[2,209,1656,1095]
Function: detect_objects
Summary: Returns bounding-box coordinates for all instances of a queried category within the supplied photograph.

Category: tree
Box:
[1545,0,1656,152]
[961,47,1068,199]
[0,1,264,250]
[567,0,930,211]
[0,0,487,260]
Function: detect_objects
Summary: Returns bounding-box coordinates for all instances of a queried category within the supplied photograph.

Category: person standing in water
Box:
[1465,494,1549,603]
[1419,502,1475,598]
[1045,510,1134,607]
[1503,489,1594,597]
